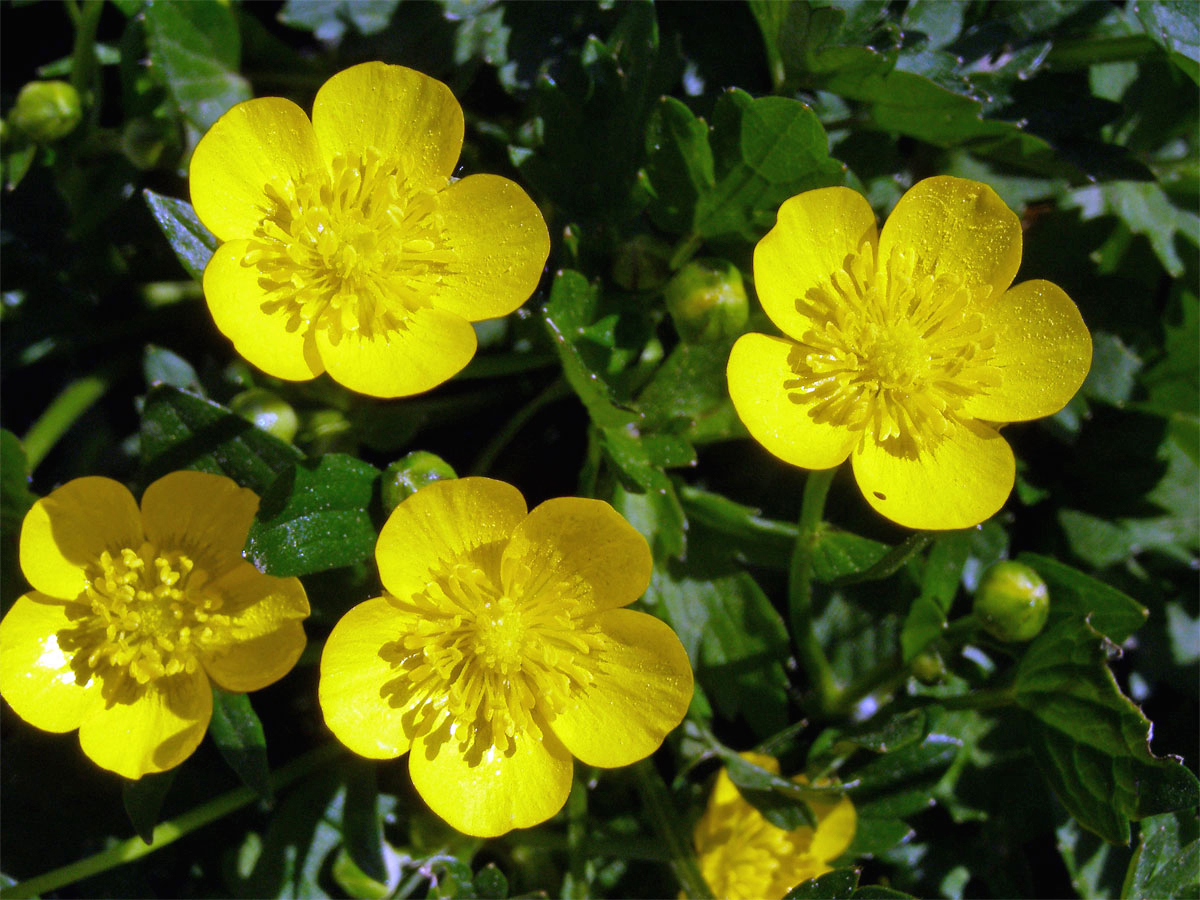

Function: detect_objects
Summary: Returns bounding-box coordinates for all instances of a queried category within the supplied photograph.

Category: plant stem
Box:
[22,369,115,470]
[668,232,703,271]
[470,378,571,475]
[69,0,104,117]
[3,743,343,899]
[631,760,714,899]
[788,467,839,714]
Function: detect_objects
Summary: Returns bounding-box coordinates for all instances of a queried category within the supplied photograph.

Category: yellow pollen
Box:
[785,245,1002,458]
[245,148,454,342]
[57,542,230,704]
[380,561,603,764]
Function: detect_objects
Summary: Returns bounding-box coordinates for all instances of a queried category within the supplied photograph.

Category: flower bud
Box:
[973,561,1049,642]
[10,81,82,142]
[664,258,749,343]
[612,235,671,291]
[229,388,299,443]
[381,451,457,512]
[910,650,946,685]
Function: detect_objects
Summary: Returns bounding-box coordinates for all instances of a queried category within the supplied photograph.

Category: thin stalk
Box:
[4,743,343,899]
[69,0,104,114]
[470,378,571,475]
[668,232,703,271]
[631,760,714,900]
[788,467,839,714]
[1045,34,1158,70]
[22,369,115,470]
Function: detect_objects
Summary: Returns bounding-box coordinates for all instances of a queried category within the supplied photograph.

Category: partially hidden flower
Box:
[318,477,694,837]
[693,752,856,900]
[728,176,1092,529]
[0,472,309,779]
[189,62,550,398]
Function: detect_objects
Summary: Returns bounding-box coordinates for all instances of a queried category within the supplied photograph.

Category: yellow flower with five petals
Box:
[318,477,694,837]
[728,176,1092,530]
[189,62,550,398]
[693,752,856,900]
[0,472,309,779]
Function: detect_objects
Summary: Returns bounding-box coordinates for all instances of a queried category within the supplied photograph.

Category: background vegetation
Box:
[1,1,1197,898]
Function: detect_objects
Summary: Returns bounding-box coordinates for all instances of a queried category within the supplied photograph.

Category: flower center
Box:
[785,245,1002,458]
[380,560,602,763]
[245,149,454,342]
[57,543,230,703]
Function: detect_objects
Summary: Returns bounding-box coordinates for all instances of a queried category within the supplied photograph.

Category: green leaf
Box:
[342,759,388,884]
[143,344,202,393]
[278,0,400,40]
[1016,619,1200,844]
[598,428,685,560]
[143,0,252,131]
[0,430,35,611]
[246,454,380,577]
[720,753,818,831]
[1056,817,1131,900]
[812,527,890,582]
[143,189,218,281]
[784,867,861,899]
[1136,0,1200,84]
[543,271,640,431]
[845,816,916,859]
[209,688,272,802]
[1016,553,1148,642]
[139,385,303,494]
[1123,811,1200,899]
[810,709,930,761]
[428,857,476,898]
[122,770,175,844]
[647,568,790,737]
[677,484,795,568]
[472,863,509,900]
[636,338,742,444]
[643,89,843,243]
[1066,182,1200,278]
[1082,332,1143,406]
[849,734,962,819]
[900,532,970,662]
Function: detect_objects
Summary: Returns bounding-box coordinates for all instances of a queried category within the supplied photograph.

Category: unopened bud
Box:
[973,561,1049,642]
[382,451,457,512]
[664,258,749,343]
[229,388,299,443]
[11,81,82,142]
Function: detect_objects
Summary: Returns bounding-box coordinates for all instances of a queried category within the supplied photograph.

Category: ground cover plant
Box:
[1,1,1197,898]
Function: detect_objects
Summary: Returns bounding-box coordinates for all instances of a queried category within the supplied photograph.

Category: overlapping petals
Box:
[189,62,549,398]
[319,477,693,836]
[0,472,309,779]
[729,176,1092,529]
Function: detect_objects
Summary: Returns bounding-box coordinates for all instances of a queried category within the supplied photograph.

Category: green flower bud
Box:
[229,388,299,443]
[973,561,1050,642]
[11,81,82,143]
[612,234,672,291]
[382,451,457,512]
[910,650,946,685]
[664,258,749,343]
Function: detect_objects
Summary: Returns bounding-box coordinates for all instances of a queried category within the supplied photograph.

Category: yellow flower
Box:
[728,176,1092,530]
[0,472,309,779]
[318,477,694,837]
[189,62,550,398]
[693,752,856,900]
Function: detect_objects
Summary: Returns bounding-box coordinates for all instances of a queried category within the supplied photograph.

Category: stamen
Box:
[786,244,1001,457]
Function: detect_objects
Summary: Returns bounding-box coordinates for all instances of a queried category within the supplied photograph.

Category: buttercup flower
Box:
[693,752,856,900]
[728,176,1092,529]
[0,472,309,779]
[319,477,693,837]
[189,62,549,398]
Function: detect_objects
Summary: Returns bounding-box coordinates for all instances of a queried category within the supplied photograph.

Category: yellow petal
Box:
[409,727,573,837]
[878,176,1022,304]
[852,419,1015,530]
[808,792,857,863]
[431,174,549,321]
[728,333,860,470]
[203,239,325,381]
[318,596,413,759]
[140,471,259,577]
[0,593,100,732]
[201,563,308,692]
[964,280,1093,422]
[501,498,652,615]
[313,305,477,398]
[547,608,692,768]
[376,477,527,603]
[20,477,142,600]
[754,187,878,340]
[78,670,212,779]
[189,97,323,243]
[311,62,463,189]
